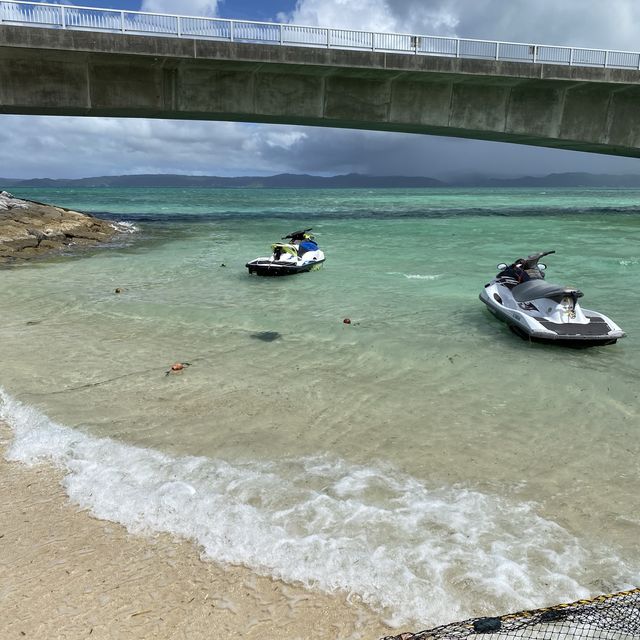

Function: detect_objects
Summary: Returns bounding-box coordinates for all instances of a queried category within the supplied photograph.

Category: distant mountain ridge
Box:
[0,173,444,188]
[450,172,640,187]
[3,172,640,188]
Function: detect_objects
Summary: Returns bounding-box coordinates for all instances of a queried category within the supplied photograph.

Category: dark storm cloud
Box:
[263,127,640,178]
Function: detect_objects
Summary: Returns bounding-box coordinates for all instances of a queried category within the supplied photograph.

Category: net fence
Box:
[382,588,640,640]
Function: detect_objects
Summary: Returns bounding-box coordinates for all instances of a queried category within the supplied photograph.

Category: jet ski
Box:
[246,228,325,276]
[479,250,625,346]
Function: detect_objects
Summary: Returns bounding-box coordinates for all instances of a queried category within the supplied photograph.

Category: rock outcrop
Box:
[0,191,119,263]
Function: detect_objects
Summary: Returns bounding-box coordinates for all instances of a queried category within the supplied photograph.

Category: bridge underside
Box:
[2,25,640,158]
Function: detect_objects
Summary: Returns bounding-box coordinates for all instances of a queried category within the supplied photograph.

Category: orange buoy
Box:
[165,362,191,376]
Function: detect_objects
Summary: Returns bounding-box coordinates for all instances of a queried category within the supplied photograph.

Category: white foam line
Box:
[0,388,634,627]
[110,221,139,234]
[386,272,442,280]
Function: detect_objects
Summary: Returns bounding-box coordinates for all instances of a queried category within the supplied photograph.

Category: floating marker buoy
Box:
[165,362,191,376]
[343,318,352,324]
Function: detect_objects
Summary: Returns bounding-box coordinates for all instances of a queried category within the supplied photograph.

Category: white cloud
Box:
[282,0,640,51]
[1,115,639,180]
[263,130,308,150]
[140,0,220,17]
[437,0,640,50]
[0,117,313,178]
[279,0,401,33]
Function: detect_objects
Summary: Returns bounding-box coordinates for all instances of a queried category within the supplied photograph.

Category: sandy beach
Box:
[0,420,393,640]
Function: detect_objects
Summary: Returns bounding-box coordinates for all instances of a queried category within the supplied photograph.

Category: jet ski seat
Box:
[512,280,584,302]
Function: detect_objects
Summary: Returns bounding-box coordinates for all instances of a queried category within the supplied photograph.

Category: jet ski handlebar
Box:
[282,228,313,241]
[518,250,555,268]
[496,250,555,279]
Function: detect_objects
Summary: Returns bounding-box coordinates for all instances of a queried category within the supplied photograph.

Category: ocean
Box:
[1,186,639,629]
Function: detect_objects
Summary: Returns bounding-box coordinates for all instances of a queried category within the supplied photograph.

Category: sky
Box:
[3,0,640,179]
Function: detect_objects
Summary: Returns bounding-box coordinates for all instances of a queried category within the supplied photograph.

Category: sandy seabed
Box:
[0,421,393,640]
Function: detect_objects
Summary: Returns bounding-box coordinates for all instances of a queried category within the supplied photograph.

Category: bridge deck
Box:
[1,23,639,157]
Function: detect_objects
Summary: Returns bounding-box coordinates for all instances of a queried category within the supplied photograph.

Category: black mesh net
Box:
[382,588,640,640]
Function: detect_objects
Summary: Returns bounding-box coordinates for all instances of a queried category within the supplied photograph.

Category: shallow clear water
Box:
[1,187,639,627]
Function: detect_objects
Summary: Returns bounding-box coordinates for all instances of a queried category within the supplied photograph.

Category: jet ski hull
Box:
[246,258,325,276]
[479,288,624,347]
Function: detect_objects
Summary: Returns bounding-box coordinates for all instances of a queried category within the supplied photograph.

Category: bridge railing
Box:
[1,0,640,71]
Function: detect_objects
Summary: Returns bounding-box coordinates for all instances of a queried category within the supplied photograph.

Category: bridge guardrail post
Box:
[177,16,181,38]
[230,20,234,42]
[120,10,125,33]
[326,27,329,48]
[604,50,609,68]
[495,41,500,60]
[60,5,66,29]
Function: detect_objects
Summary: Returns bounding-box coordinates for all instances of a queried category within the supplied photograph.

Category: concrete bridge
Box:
[2,21,640,157]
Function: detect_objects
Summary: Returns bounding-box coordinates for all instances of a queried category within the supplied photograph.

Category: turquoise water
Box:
[1,187,639,628]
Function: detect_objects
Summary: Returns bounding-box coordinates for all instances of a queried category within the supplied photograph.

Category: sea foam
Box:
[110,220,139,234]
[0,388,633,627]
[387,272,442,280]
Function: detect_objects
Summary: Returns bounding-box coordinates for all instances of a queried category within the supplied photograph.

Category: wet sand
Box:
[0,421,393,640]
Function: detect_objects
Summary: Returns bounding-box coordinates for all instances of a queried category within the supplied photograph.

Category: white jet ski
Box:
[479,250,625,346]
[246,228,325,276]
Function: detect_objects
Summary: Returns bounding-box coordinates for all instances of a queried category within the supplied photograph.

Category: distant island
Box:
[1,173,444,189]
[4,172,640,188]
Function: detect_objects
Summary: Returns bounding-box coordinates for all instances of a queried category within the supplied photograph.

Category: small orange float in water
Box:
[165,362,191,376]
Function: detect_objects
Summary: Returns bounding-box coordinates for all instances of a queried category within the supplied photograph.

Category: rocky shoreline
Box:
[0,191,120,264]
